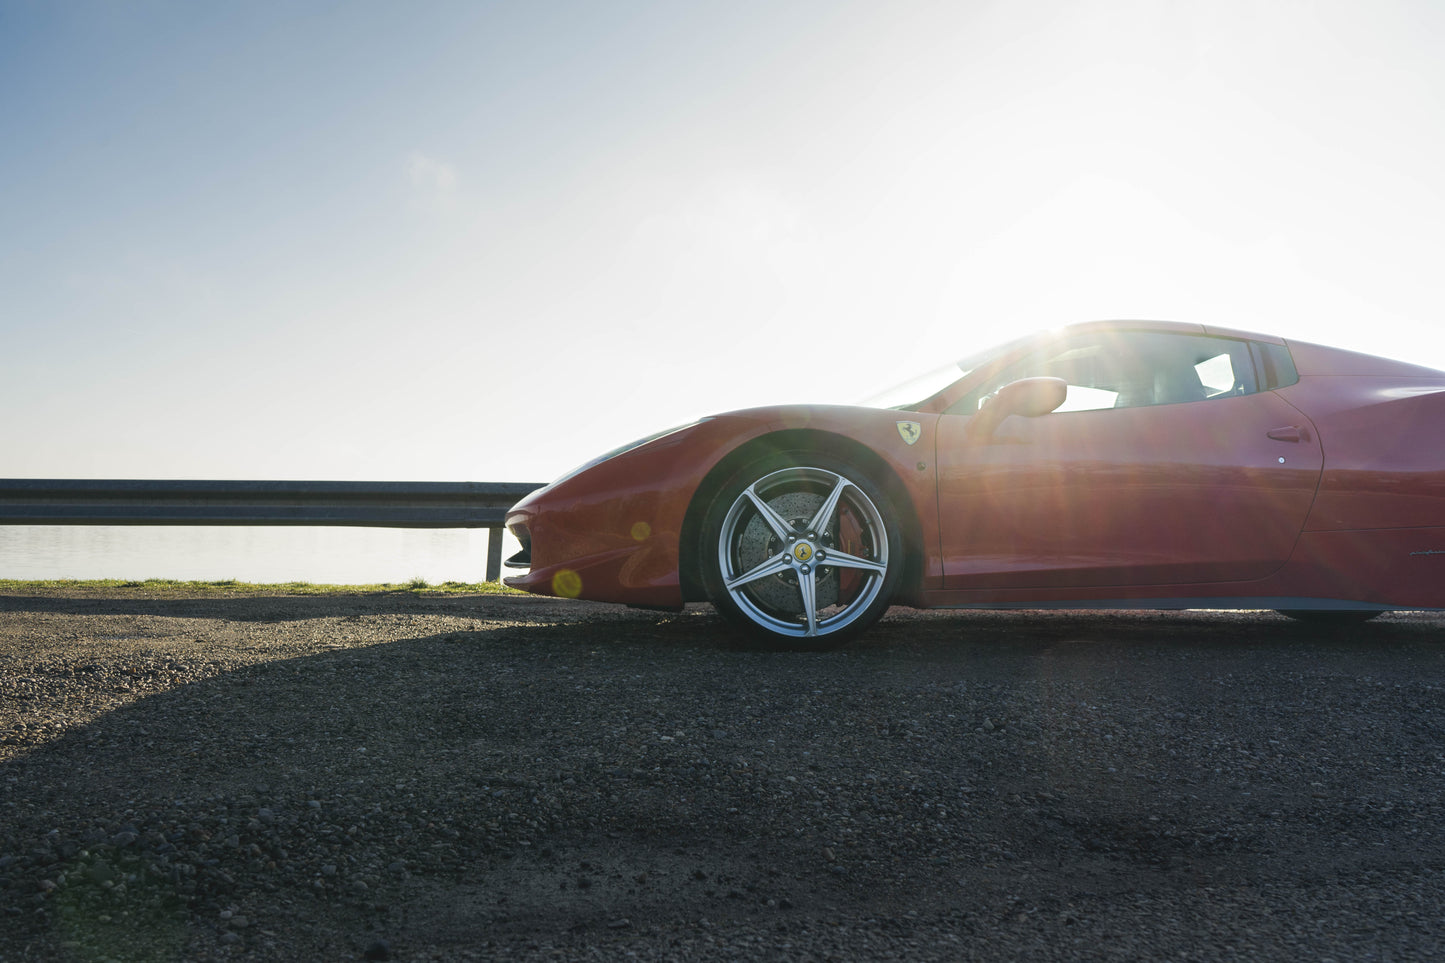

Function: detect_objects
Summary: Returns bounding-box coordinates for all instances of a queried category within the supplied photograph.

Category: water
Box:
[0,526,522,585]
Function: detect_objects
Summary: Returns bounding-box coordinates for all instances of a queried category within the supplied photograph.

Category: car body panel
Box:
[1273,376,1445,532]
[934,389,1324,588]
[919,525,1445,610]
[504,419,735,608]
[505,320,1445,624]
[505,405,944,608]
[1285,339,1445,378]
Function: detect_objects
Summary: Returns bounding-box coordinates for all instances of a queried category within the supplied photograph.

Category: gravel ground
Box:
[2,587,1445,961]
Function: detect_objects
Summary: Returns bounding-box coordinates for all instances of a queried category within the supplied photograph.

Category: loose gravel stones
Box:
[1,587,1444,960]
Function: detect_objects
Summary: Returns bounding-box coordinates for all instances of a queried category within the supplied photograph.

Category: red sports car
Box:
[505,320,1445,647]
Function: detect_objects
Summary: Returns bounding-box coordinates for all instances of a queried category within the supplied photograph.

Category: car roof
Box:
[1057,319,1441,378]
[1058,319,1285,345]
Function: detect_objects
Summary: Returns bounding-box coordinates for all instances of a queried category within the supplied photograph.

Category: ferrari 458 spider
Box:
[504,320,1445,647]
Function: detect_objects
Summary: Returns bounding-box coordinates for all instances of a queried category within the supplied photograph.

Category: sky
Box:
[4,0,1445,487]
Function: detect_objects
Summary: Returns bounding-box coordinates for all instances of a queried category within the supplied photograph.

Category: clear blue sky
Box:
[5,0,1444,485]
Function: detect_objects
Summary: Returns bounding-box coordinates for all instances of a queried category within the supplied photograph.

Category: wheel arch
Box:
[678,429,924,602]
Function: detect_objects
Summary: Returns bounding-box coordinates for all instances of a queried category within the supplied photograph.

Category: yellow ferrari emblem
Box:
[896,421,922,446]
[793,543,814,562]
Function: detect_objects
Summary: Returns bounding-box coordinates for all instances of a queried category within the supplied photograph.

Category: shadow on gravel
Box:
[4,605,1445,960]
[0,592,545,623]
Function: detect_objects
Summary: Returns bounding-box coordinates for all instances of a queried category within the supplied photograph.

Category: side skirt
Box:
[916,595,1425,612]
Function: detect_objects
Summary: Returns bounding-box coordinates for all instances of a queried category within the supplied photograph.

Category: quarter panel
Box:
[1278,378,1445,531]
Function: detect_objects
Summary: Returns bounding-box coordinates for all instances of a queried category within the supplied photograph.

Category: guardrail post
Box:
[486,527,504,583]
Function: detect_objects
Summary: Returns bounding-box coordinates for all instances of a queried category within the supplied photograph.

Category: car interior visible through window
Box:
[951,332,1259,415]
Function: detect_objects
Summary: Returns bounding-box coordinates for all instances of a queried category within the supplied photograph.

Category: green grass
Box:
[0,577,524,596]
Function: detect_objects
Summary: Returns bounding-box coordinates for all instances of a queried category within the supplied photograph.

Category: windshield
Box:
[859,363,973,410]
[857,332,1040,410]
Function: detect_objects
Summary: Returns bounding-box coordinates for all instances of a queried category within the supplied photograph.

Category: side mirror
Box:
[966,377,1068,438]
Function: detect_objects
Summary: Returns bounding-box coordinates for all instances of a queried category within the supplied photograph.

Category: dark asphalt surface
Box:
[2,591,1444,960]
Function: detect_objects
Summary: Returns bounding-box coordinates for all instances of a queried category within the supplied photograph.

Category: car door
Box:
[935,330,1323,589]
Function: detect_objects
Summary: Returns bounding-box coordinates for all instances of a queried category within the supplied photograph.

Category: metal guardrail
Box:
[0,479,546,582]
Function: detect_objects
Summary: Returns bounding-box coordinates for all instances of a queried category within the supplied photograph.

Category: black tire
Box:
[1276,609,1385,625]
[699,452,903,650]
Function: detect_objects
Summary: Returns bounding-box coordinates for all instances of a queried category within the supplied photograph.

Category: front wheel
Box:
[700,454,903,649]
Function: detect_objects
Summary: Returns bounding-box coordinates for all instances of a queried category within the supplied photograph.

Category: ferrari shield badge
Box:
[896,421,922,446]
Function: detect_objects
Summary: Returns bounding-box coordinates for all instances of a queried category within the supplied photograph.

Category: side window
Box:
[1250,341,1299,390]
[1191,343,1257,398]
[951,332,1259,415]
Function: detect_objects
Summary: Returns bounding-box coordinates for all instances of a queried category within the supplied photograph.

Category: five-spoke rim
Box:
[716,466,889,638]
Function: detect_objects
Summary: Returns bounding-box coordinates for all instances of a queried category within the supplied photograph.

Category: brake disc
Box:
[733,491,839,614]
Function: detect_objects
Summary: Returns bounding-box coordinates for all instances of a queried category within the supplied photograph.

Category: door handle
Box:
[1267,426,1309,443]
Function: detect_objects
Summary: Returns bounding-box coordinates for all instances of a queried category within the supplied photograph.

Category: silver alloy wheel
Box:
[715,466,890,638]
